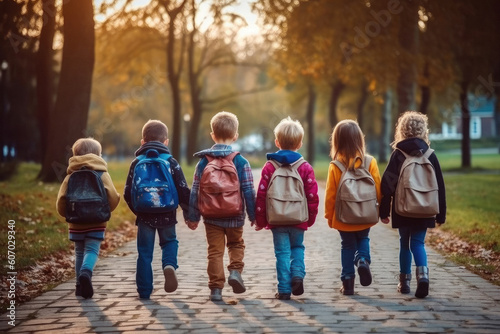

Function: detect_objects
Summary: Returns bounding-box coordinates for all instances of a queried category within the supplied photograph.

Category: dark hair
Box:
[142,120,168,142]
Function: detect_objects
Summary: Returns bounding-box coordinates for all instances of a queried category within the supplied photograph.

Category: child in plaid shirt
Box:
[187,111,256,302]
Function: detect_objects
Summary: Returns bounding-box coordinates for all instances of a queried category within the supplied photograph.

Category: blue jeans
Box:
[136,222,178,297]
[399,226,427,274]
[272,227,306,294]
[74,238,102,278]
[338,228,371,281]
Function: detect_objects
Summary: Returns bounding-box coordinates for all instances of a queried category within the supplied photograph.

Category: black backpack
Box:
[65,168,111,224]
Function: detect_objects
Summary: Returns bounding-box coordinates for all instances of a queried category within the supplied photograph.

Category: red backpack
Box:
[198,152,243,218]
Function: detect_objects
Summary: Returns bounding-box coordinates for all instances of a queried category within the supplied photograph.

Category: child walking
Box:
[124,120,191,300]
[187,111,256,302]
[255,117,319,300]
[56,138,121,299]
[380,111,446,298]
[324,120,382,295]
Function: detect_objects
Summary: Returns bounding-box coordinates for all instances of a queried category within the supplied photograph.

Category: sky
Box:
[94,0,261,39]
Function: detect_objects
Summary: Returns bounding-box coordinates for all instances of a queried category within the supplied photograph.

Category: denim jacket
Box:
[188,144,256,228]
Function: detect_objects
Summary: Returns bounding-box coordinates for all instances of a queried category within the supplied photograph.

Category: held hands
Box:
[185,221,199,230]
[251,220,263,231]
[381,217,390,224]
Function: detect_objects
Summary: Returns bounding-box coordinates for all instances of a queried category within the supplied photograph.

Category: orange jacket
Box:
[324,155,382,232]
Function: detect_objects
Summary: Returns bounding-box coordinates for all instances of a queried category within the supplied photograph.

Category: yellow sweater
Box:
[56,154,120,230]
[324,155,382,232]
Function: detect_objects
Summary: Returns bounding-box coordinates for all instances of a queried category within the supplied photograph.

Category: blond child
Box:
[56,138,121,299]
[187,111,256,301]
[380,111,446,298]
[255,117,319,300]
[324,120,382,295]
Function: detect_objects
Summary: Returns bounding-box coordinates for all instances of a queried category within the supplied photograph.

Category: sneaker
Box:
[78,270,94,299]
[291,277,304,296]
[275,292,291,300]
[210,288,223,301]
[163,265,178,293]
[357,258,372,287]
[228,270,246,294]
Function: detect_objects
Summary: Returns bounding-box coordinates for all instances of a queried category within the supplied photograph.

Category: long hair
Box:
[330,119,366,169]
[392,111,430,149]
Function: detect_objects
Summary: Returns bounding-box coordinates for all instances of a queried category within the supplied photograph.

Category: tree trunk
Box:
[460,81,471,168]
[396,0,419,114]
[166,18,182,160]
[328,81,345,128]
[357,81,369,130]
[419,61,430,114]
[379,89,393,163]
[39,0,95,182]
[306,84,316,164]
[36,0,56,164]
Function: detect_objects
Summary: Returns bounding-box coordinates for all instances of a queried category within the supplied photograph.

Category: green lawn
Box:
[1,150,499,271]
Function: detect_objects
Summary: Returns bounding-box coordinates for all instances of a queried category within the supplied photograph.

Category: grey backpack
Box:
[333,156,379,224]
[266,158,308,225]
[394,148,439,218]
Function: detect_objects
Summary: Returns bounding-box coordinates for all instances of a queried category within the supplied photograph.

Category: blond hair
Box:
[274,117,304,150]
[142,119,168,143]
[392,111,430,149]
[330,119,366,168]
[210,111,239,140]
[72,138,102,156]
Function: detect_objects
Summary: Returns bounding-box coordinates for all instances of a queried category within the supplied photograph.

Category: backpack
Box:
[266,158,309,225]
[131,149,179,213]
[333,156,379,224]
[198,152,243,218]
[65,168,111,224]
[394,148,439,218]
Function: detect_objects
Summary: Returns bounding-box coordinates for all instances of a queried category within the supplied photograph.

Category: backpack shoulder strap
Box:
[363,155,373,169]
[268,159,281,170]
[332,160,346,173]
[395,148,411,159]
[290,157,306,172]
[423,148,434,159]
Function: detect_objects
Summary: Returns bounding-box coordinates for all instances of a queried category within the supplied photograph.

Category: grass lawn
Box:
[0,151,499,273]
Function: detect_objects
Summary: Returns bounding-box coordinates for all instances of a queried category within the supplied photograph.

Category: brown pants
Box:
[204,223,245,289]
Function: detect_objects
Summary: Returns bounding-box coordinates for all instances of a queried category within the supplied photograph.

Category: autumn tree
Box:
[39,0,95,181]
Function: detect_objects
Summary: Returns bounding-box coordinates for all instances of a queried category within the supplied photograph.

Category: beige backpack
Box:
[266,158,308,225]
[395,148,439,218]
[333,156,379,224]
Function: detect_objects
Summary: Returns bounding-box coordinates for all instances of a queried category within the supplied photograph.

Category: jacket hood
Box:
[67,154,107,174]
[396,138,430,156]
[194,144,235,158]
[266,150,303,164]
[135,141,171,157]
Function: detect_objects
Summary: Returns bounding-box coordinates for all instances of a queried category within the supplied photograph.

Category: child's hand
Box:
[381,217,390,224]
[250,220,262,231]
[186,221,199,230]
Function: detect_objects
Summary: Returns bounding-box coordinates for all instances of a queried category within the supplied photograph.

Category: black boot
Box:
[397,273,411,294]
[340,277,355,295]
[78,269,94,299]
[415,266,429,298]
[357,258,372,286]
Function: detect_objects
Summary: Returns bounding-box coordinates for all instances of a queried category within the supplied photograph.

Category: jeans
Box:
[204,223,245,289]
[338,228,371,281]
[272,227,306,294]
[399,226,427,274]
[136,222,178,297]
[74,238,102,278]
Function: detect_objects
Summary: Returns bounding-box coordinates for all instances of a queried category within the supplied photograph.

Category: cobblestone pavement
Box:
[2,181,500,333]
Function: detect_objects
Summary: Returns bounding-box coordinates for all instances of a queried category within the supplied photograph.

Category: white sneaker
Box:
[163,265,178,293]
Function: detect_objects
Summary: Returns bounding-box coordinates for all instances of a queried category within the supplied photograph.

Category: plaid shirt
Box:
[188,144,256,228]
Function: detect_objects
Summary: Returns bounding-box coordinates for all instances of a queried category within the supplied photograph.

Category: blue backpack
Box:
[131,149,179,213]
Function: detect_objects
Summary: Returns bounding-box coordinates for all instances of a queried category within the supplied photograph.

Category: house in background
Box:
[430,95,497,140]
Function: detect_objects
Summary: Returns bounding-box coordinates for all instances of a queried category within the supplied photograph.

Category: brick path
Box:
[2,182,500,333]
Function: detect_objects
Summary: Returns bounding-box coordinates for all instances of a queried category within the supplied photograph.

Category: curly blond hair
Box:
[392,111,430,149]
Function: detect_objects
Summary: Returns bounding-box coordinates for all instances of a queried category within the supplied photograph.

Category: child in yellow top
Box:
[324,120,382,295]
